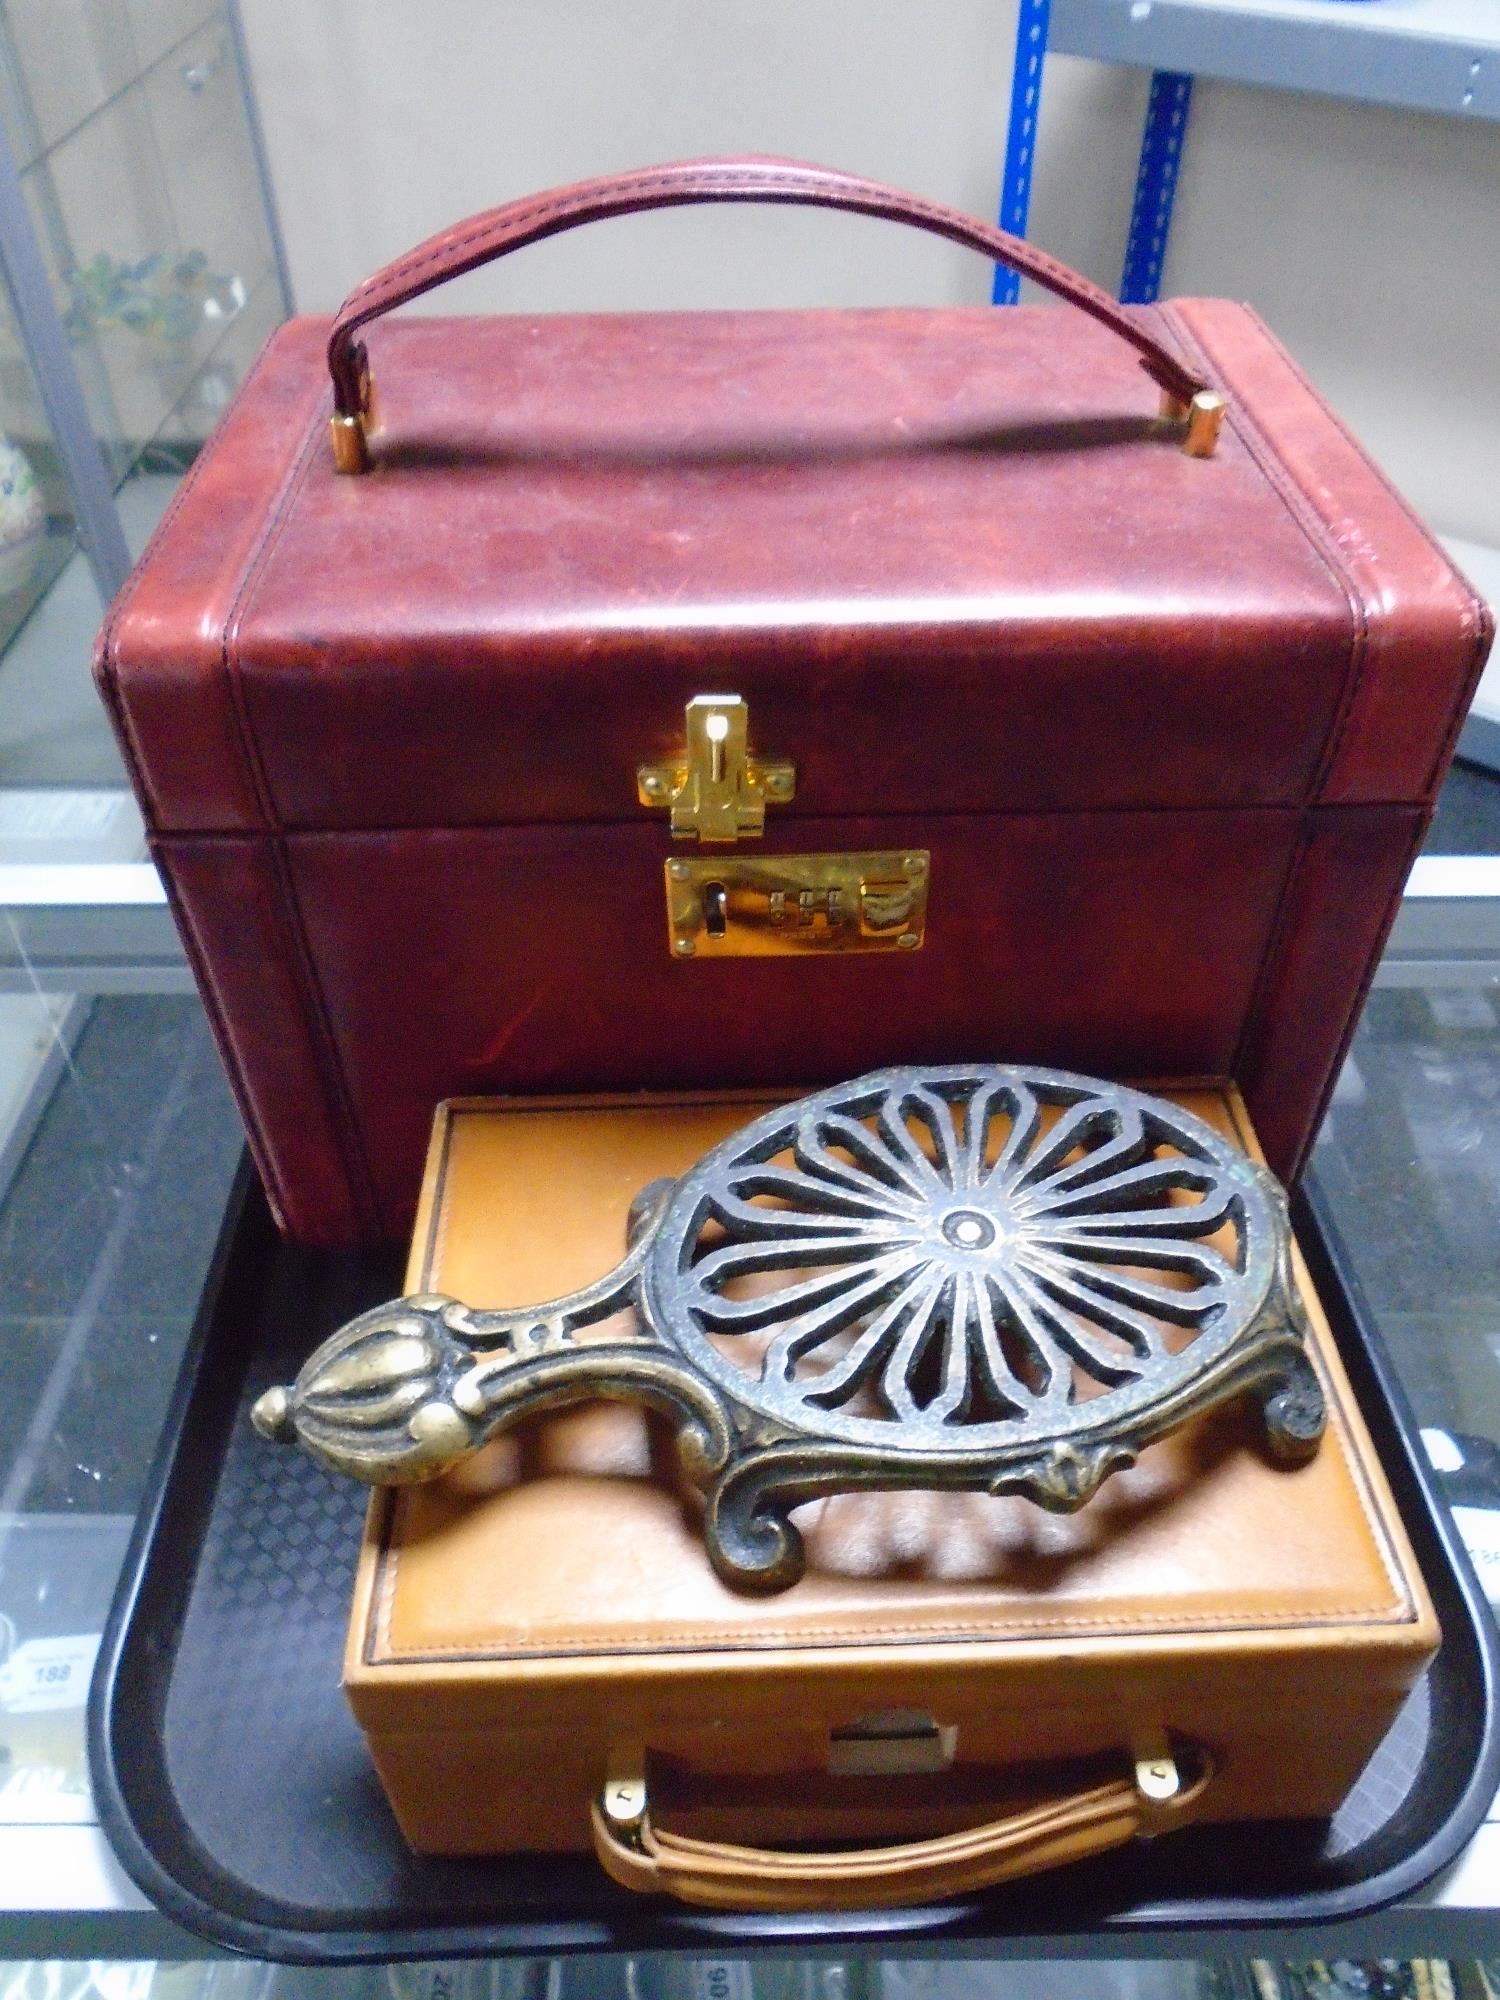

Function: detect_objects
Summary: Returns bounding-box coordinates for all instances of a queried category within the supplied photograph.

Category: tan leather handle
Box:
[325,157,1221,467]
[591,1744,1212,1913]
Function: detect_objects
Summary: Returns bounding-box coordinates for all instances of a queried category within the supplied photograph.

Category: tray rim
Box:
[86,1153,1500,1962]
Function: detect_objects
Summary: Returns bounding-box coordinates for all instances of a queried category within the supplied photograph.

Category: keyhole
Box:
[704,881,728,937]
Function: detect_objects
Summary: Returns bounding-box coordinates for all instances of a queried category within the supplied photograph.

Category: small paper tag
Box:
[0,1633,100,1713]
[690,1967,754,2000]
[1451,1505,1500,1607]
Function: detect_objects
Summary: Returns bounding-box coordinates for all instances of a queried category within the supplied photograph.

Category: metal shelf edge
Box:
[1049,0,1499,119]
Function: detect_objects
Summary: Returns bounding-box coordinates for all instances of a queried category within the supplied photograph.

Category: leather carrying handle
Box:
[591,1743,1212,1913]
[326,157,1216,449]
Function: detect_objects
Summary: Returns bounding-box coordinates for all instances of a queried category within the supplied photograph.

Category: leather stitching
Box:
[95,327,287,656]
[1159,329,1466,1180]
[1420,600,1497,802]
[215,402,385,1239]
[433,1160,454,1276]
[1182,312,1372,807]
[370,1342,1412,1663]
[1276,810,1428,1187]
[95,332,290,827]
[1231,305,1493,803]
[1158,304,1369,812]
[1219,1093,1412,1616]
[96,336,323,1234]
[359,1487,397,1664]
[1148,308,1349,1119]
[328,165,1203,407]
[1157,308,1390,1162]
[378,1532,398,1660]
[1229,822,1313,1096]
[217,411,321,826]
[370,1594,1414,1663]
[341,173,1122,317]
[164,800,1327,837]
[150,838,295,1231]
[419,1111,455,1289]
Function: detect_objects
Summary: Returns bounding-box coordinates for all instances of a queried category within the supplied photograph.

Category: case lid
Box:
[98,298,1490,837]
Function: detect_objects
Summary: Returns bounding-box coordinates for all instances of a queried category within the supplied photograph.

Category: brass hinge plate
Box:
[637,694,794,843]
[665,851,928,959]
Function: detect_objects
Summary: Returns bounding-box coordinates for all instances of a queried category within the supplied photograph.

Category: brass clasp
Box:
[638,694,795,842]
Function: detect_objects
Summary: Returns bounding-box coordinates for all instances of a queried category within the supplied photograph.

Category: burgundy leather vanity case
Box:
[95,158,1493,1248]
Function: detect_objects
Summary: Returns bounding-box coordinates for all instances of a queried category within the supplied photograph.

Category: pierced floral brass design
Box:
[254,1066,1325,1592]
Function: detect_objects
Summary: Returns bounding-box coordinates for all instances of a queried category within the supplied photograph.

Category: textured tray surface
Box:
[88,1167,1500,1959]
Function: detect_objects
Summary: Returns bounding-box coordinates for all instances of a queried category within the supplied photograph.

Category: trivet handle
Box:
[324,156,1224,471]
[591,1741,1212,1911]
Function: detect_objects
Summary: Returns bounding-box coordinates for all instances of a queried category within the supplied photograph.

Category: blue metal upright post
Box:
[993,0,1053,303]
[1119,70,1194,303]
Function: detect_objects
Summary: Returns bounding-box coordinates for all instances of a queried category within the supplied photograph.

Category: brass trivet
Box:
[254,1065,1326,1592]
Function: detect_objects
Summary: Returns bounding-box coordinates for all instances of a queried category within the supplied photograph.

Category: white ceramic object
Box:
[0,438,46,597]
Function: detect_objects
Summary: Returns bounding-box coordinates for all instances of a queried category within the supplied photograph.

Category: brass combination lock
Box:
[639,693,929,958]
[664,852,928,958]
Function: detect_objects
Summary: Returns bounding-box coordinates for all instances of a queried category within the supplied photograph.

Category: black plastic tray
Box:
[89,1157,1500,1962]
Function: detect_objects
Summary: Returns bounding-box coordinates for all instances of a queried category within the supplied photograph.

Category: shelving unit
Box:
[996,0,1499,302]
[993,0,1500,763]
[1053,0,1497,121]
[0,0,289,804]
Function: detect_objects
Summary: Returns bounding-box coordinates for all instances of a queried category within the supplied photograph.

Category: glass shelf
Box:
[0,266,101,778]
[0,0,288,839]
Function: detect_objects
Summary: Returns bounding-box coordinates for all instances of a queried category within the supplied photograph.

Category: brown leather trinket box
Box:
[94,159,1492,1251]
[342,1085,1438,1901]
